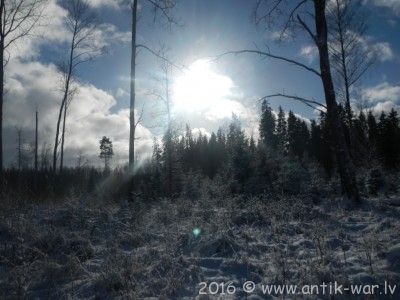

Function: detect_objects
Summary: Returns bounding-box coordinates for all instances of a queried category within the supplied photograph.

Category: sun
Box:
[173,59,233,113]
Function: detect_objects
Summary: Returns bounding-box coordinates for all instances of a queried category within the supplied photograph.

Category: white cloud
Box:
[204,99,247,121]
[299,45,318,63]
[301,33,395,66]
[93,23,131,48]
[371,42,394,62]
[7,0,130,63]
[3,59,151,168]
[191,128,211,140]
[5,0,69,60]
[355,82,400,115]
[362,82,400,103]
[294,113,311,126]
[363,0,400,16]
[115,87,129,98]
[87,0,126,9]
[356,34,395,62]
[373,101,400,114]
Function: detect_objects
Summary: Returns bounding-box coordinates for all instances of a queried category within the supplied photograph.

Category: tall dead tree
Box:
[53,0,102,174]
[149,47,174,129]
[327,0,375,130]
[150,48,176,195]
[0,0,45,183]
[35,109,38,172]
[15,126,24,171]
[248,0,360,203]
[128,0,179,178]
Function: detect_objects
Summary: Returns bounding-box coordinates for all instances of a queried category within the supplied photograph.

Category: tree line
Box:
[3,99,399,200]
[144,101,399,198]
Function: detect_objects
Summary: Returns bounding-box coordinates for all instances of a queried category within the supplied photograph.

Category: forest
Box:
[1,0,400,299]
[3,100,400,201]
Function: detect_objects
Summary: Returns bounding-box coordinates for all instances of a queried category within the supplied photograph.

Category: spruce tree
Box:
[259,100,276,150]
[227,114,252,192]
[276,106,287,153]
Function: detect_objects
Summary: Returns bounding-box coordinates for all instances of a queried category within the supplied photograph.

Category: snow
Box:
[0,195,399,299]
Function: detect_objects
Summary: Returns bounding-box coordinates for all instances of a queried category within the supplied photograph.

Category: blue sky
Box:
[3,0,400,168]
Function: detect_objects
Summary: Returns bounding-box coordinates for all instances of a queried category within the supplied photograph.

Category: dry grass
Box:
[0,189,399,299]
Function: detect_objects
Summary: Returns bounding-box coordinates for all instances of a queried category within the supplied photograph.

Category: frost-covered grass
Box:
[0,191,399,299]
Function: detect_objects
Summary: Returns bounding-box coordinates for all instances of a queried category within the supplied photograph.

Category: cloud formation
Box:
[3,59,152,168]
[363,82,400,103]
[363,0,400,16]
[2,0,141,168]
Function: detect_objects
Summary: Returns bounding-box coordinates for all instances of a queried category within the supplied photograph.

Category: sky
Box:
[3,0,400,169]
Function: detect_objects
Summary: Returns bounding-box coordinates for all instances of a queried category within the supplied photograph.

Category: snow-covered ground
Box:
[1,193,399,299]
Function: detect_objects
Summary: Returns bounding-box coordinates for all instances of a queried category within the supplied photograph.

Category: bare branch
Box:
[136,43,185,72]
[1,0,46,50]
[262,93,326,112]
[297,14,317,44]
[53,0,103,173]
[145,0,183,29]
[135,102,145,130]
[215,49,321,77]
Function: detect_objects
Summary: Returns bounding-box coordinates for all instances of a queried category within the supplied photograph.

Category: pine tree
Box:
[99,136,114,171]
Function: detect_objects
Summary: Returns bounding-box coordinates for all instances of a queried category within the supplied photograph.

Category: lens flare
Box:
[193,228,201,237]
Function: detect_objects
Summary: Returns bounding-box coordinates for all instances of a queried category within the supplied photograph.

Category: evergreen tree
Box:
[161,124,182,196]
[276,106,287,152]
[151,137,162,195]
[287,111,309,158]
[337,103,351,154]
[367,111,378,151]
[249,134,257,155]
[352,111,369,165]
[309,114,334,176]
[207,132,219,178]
[99,136,114,171]
[182,124,195,172]
[194,131,209,175]
[215,127,228,174]
[378,109,400,168]
[259,100,276,149]
[227,114,253,192]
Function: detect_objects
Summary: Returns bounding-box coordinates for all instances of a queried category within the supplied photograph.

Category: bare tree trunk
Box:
[314,0,360,203]
[129,0,138,176]
[53,0,100,174]
[34,109,38,190]
[53,96,65,173]
[0,0,45,190]
[16,127,22,171]
[59,98,68,172]
[0,33,3,184]
[53,77,71,174]
[0,0,4,183]
[35,110,38,172]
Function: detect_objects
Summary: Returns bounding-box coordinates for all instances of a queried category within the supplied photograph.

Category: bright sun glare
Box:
[173,59,233,114]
